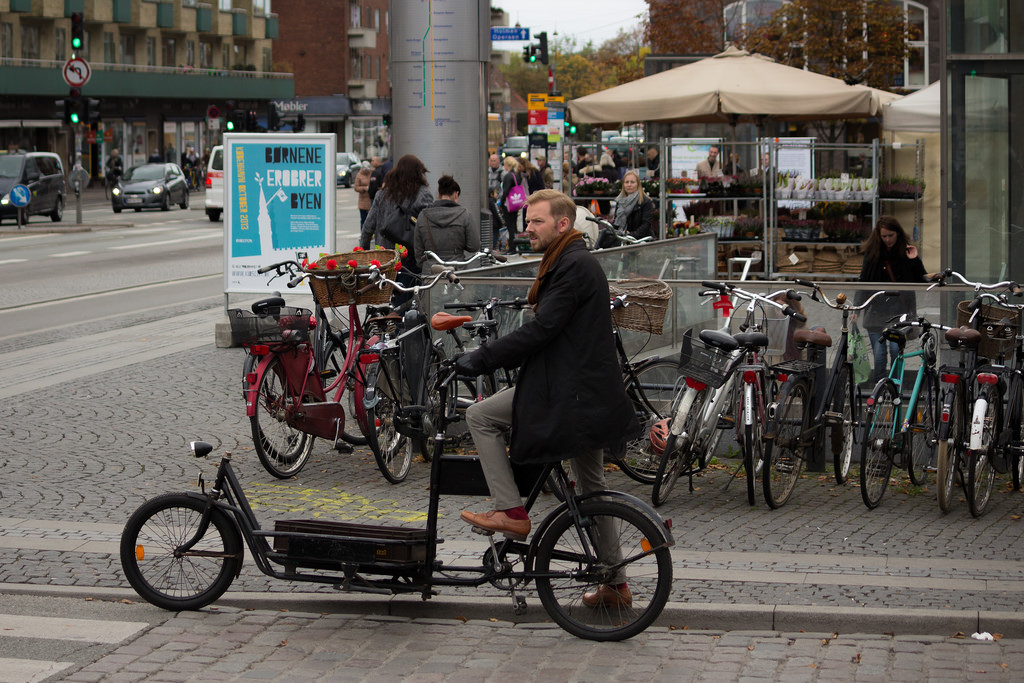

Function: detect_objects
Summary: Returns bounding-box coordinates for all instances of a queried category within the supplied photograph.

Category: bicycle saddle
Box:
[794,328,833,348]
[881,327,908,346]
[945,325,982,347]
[733,332,770,350]
[251,296,286,315]
[699,329,740,352]
[430,311,473,331]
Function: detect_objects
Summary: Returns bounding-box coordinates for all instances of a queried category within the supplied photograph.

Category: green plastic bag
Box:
[849,322,871,385]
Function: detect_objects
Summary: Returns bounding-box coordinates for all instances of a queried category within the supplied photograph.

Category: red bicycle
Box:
[231,258,392,479]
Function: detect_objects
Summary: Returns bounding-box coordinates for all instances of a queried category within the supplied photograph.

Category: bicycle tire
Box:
[860,381,897,509]
[701,374,738,470]
[967,385,1001,517]
[324,332,369,446]
[251,355,315,478]
[365,355,412,483]
[414,346,447,462]
[120,493,242,611]
[907,369,936,486]
[533,500,673,641]
[937,385,964,514]
[762,378,808,509]
[617,360,678,484]
[743,419,763,506]
[652,388,705,507]
[830,365,855,485]
[1010,380,1024,491]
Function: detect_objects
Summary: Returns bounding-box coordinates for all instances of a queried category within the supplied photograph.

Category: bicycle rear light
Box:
[684,376,707,391]
[941,373,960,384]
[245,372,257,384]
[251,344,269,356]
[866,397,874,407]
[977,372,998,385]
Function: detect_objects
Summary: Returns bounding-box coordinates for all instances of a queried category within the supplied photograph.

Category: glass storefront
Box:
[945,1,1024,280]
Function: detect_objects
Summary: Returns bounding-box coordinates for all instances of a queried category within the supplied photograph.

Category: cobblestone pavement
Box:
[60,607,1024,683]
[4,305,1024,678]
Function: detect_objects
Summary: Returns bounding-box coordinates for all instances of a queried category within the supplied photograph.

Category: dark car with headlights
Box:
[336,152,361,187]
[112,163,189,212]
[0,152,65,223]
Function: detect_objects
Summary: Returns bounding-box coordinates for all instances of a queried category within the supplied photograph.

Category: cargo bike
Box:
[120,281,675,641]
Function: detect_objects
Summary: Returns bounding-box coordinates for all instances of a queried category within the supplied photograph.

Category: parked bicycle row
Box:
[625,270,1024,519]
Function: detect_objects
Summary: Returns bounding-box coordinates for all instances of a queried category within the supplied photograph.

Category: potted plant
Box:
[879,176,925,199]
[735,215,763,239]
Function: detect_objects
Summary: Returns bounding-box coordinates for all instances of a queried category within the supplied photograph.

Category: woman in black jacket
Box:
[611,170,655,240]
[853,216,926,383]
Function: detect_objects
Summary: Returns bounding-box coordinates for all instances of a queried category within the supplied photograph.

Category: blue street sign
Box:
[490,27,529,41]
[9,184,30,208]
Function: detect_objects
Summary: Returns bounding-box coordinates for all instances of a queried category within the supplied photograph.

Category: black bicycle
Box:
[121,357,674,641]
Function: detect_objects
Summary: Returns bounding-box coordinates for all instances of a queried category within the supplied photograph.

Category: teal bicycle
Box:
[859,315,949,509]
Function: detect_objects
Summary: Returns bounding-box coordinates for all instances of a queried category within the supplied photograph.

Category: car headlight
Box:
[152,186,163,194]
[112,187,120,196]
[0,195,8,206]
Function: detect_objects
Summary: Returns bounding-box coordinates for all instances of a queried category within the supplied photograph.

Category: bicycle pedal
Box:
[470,525,495,538]
[822,411,843,425]
[716,415,735,429]
[512,595,527,615]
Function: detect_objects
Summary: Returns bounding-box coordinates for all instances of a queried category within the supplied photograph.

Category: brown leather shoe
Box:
[460,509,531,541]
[582,584,632,608]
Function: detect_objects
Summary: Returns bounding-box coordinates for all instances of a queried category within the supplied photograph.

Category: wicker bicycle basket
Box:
[227,306,312,346]
[305,250,398,307]
[956,300,1021,360]
[608,279,673,334]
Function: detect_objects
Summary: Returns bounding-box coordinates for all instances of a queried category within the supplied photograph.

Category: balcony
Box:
[348,27,376,50]
[195,4,212,32]
[348,79,377,99]
[232,8,247,36]
[157,2,174,29]
[0,57,294,101]
[112,0,131,23]
[65,0,85,15]
[265,14,278,39]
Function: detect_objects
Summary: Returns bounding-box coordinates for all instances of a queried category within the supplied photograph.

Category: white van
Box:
[204,145,223,222]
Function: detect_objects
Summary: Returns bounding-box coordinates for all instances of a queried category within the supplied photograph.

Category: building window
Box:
[186,39,195,66]
[200,41,212,68]
[20,24,39,60]
[119,33,136,65]
[219,0,232,11]
[0,23,11,60]
[351,4,361,28]
[262,47,271,72]
[350,48,360,79]
[253,0,271,16]
[55,27,66,62]
[147,36,156,66]
[374,9,380,30]
[233,43,247,67]
[903,1,928,88]
[163,37,176,66]
[103,32,116,64]
[222,44,230,68]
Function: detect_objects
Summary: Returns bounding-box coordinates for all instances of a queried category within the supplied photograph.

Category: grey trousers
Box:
[465,386,625,583]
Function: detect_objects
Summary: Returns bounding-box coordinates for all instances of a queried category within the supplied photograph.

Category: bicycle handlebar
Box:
[792,278,895,312]
[422,249,507,269]
[927,268,1021,296]
[699,281,807,323]
[358,265,458,296]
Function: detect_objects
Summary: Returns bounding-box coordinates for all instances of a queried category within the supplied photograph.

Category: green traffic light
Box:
[70,112,80,124]
[71,37,82,49]
[569,125,577,134]
[226,121,235,131]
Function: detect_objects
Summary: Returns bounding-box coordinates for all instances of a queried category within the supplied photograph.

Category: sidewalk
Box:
[3,299,1024,642]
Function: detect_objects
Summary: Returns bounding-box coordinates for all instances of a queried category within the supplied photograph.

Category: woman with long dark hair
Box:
[853,215,927,383]
[360,154,434,301]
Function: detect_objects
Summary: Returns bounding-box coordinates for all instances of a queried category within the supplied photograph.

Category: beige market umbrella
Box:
[568,46,878,125]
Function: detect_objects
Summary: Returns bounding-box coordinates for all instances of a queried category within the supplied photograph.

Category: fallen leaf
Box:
[456,615,468,622]
[279,640,288,647]
[952,631,966,639]
[993,633,1004,640]
[748,645,755,651]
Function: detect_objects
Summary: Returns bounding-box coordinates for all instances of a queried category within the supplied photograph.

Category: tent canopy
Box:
[568,46,886,125]
[883,81,939,132]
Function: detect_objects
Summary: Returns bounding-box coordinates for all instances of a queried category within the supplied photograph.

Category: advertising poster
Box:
[223,133,336,294]
[669,138,723,179]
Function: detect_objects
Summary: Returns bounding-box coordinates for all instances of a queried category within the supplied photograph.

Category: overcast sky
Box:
[493,1,649,50]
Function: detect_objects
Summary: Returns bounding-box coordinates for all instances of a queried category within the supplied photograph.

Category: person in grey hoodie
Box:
[415,174,480,268]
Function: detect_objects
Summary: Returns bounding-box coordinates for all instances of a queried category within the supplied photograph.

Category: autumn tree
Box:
[644,0,730,55]
[738,0,910,90]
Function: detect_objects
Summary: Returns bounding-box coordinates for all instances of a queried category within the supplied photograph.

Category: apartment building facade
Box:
[0,0,290,178]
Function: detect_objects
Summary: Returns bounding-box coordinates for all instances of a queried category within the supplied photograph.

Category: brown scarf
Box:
[527,229,583,305]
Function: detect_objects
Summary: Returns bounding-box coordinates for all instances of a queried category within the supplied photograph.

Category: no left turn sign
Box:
[63,57,91,87]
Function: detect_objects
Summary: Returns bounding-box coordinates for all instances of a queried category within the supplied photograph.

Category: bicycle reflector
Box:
[743,370,758,384]
[941,373,961,384]
[977,372,999,385]
[684,376,707,391]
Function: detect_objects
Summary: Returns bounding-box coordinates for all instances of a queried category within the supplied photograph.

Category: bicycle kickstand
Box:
[483,533,528,615]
